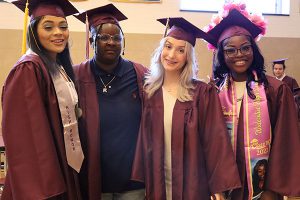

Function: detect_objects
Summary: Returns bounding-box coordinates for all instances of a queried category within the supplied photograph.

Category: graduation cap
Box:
[74,4,127,59]
[8,0,78,54]
[272,58,288,65]
[75,3,127,29]
[10,0,79,20]
[157,17,214,47]
[207,9,263,48]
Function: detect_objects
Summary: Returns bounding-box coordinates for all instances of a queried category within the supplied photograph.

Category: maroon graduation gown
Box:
[230,76,300,200]
[1,54,82,200]
[73,60,147,200]
[282,76,300,122]
[131,81,241,200]
[282,75,299,94]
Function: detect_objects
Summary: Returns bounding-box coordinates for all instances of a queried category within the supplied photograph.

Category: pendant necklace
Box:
[99,75,116,93]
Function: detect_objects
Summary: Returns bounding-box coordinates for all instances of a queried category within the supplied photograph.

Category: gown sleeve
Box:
[1,62,65,199]
[131,126,145,183]
[265,83,300,196]
[131,91,147,183]
[198,84,241,194]
[292,78,299,91]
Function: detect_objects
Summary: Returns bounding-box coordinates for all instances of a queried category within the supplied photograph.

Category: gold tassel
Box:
[85,13,89,60]
[22,0,29,55]
[163,17,170,38]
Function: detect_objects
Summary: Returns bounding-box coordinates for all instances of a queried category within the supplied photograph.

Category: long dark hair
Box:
[213,36,269,99]
[252,159,268,195]
[27,17,75,82]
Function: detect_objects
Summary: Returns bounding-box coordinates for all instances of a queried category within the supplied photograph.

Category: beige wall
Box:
[1,0,300,125]
[1,29,300,125]
[1,0,300,37]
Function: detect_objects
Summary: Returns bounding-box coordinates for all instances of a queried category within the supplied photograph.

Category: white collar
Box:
[276,73,286,81]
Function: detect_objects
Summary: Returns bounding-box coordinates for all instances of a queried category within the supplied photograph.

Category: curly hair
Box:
[213,36,269,99]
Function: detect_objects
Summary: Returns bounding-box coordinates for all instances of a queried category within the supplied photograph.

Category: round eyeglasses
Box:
[223,45,252,58]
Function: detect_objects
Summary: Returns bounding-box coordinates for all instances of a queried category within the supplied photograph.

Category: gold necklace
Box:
[99,76,116,93]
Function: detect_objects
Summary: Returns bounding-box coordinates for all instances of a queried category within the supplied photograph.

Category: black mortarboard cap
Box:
[272,58,288,65]
[207,9,262,47]
[7,0,78,55]
[75,3,127,29]
[74,3,127,59]
[157,17,213,47]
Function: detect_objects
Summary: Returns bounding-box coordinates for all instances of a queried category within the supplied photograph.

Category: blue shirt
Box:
[90,57,144,192]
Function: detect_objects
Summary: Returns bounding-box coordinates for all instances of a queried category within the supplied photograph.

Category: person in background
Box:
[272,58,300,122]
[294,87,300,121]
[205,2,300,200]
[73,4,147,200]
[131,17,241,200]
[272,58,299,94]
[1,0,84,199]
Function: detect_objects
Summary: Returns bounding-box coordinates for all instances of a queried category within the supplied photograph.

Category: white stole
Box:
[51,67,84,173]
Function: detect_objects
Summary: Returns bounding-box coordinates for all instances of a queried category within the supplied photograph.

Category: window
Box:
[180,0,290,15]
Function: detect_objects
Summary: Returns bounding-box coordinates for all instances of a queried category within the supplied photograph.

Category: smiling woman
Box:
[131,17,241,200]
[36,15,70,60]
[205,2,300,199]
[1,0,84,199]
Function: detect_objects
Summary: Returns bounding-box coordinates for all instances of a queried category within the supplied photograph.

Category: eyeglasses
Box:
[223,44,252,58]
[97,34,123,43]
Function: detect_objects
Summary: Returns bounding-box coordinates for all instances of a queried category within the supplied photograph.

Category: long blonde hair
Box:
[144,37,198,102]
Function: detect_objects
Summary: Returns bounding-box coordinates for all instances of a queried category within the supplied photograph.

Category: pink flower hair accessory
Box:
[204,2,267,50]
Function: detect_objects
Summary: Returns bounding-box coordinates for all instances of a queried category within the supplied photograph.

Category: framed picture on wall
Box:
[109,0,161,3]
